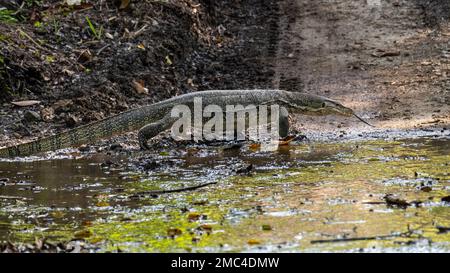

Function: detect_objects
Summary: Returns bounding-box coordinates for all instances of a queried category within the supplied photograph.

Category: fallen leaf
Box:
[249,143,261,150]
[77,49,92,63]
[132,79,148,94]
[247,239,261,245]
[187,212,201,222]
[96,201,110,207]
[62,68,75,76]
[167,227,182,237]
[137,43,145,50]
[262,224,272,231]
[11,100,41,107]
[199,224,212,232]
[50,211,65,218]
[66,0,82,5]
[74,229,92,239]
[119,0,131,9]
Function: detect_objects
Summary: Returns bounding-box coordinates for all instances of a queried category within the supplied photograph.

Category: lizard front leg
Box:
[138,115,177,150]
[279,106,289,138]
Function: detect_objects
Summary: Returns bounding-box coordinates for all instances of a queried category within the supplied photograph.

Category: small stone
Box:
[143,160,161,170]
[110,143,123,151]
[78,145,90,153]
[23,110,41,122]
[236,164,253,174]
[262,224,272,231]
[65,114,80,127]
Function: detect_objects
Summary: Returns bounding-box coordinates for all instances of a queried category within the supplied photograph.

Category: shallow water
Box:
[0,136,449,252]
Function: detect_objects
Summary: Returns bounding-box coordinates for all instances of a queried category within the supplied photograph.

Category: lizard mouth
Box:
[331,105,374,127]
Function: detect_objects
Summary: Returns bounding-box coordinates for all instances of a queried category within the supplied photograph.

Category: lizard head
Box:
[284,91,374,127]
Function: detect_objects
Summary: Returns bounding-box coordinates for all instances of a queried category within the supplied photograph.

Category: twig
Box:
[132,182,218,197]
[0,195,29,200]
[132,24,149,38]
[97,44,110,55]
[12,1,25,15]
[17,28,53,54]
[310,231,414,244]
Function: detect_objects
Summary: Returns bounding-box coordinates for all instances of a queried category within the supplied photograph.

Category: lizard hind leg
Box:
[138,115,178,150]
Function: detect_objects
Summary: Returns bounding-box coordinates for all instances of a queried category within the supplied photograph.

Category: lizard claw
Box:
[138,135,151,150]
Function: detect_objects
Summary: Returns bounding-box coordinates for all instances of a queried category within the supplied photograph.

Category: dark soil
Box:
[0,0,279,145]
[417,0,450,26]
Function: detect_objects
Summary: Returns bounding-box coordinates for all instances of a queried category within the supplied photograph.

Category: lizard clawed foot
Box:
[280,132,309,144]
[138,134,151,150]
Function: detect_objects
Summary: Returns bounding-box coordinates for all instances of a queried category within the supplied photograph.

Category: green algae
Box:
[1,137,450,252]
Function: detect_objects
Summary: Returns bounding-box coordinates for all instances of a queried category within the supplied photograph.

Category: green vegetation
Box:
[85,16,103,40]
[0,8,18,23]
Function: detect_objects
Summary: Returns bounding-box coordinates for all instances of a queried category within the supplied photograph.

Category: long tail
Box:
[0,106,152,158]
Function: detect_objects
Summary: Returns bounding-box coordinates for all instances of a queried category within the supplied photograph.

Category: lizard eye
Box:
[321,102,326,108]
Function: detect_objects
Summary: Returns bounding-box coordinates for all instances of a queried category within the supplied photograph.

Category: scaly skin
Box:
[0,90,364,158]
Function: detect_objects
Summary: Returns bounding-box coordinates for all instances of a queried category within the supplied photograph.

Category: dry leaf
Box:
[119,0,131,10]
[132,79,148,94]
[249,143,261,150]
[199,224,212,232]
[62,68,75,76]
[11,100,41,107]
[65,0,82,5]
[167,227,182,237]
[77,49,92,63]
[74,229,93,239]
[247,239,261,245]
[187,212,201,222]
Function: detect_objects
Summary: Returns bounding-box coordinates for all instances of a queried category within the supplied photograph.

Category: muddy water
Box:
[0,136,449,252]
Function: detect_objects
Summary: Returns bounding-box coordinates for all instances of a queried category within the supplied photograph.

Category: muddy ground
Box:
[274,0,450,138]
[0,0,450,253]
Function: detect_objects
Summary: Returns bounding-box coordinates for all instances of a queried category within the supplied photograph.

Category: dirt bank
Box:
[0,0,278,146]
[1,0,449,149]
